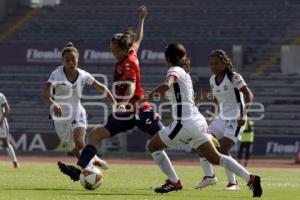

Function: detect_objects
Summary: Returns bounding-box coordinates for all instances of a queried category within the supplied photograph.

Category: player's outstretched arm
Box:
[145,75,176,101]
[135,5,147,48]
[92,80,125,111]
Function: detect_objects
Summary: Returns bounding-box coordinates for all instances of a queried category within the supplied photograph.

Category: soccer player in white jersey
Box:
[0,93,19,168]
[42,42,119,171]
[144,43,262,197]
[195,49,254,190]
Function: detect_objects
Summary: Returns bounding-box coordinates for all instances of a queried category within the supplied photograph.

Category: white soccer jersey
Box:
[166,66,206,125]
[158,67,209,149]
[0,93,9,138]
[210,72,247,119]
[47,66,95,118]
[0,93,7,119]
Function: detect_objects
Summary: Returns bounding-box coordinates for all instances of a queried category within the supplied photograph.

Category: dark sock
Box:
[77,145,97,168]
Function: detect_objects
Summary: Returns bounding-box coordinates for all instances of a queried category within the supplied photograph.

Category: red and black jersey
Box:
[113,43,144,105]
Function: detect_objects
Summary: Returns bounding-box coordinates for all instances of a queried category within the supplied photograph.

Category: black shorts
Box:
[104,110,163,137]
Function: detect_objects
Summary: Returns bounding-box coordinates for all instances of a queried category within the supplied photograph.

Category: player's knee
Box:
[147,141,155,153]
[1,140,9,147]
[207,157,219,165]
[219,147,230,155]
[73,137,84,150]
[75,141,85,150]
[205,154,221,165]
[2,143,8,148]
[87,127,109,144]
[148,140,160,153]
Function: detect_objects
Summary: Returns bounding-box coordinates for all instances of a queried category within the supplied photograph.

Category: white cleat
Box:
[92,157,109,170]
[224,183,239,191]
[194,176,218,189]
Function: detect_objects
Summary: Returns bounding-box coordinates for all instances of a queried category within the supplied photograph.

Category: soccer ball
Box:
[79,166,103,190]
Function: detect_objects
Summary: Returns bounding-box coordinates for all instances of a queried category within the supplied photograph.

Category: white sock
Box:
[225,156,236,184]
[200,157,215,177]
[92,155,106,165]
[220,155,250,182]
[225,168,236,184]
[5,144,17,162]
[151,150,179,183]
[93,155,102,162]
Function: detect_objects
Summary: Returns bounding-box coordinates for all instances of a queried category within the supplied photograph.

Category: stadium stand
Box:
[0,0,299,140]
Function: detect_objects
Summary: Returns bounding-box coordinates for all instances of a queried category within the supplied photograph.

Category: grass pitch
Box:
[0,160,299,200]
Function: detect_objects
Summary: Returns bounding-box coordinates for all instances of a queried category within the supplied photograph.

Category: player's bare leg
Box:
[197,142,262,197]
[1,138,19,168]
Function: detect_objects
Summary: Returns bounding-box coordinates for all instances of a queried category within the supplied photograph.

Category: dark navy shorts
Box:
[104,110,164,137]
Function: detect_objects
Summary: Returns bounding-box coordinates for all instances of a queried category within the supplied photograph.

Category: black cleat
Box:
[57,161,81,181]
[154,179,183,194]
[247,175,263,197]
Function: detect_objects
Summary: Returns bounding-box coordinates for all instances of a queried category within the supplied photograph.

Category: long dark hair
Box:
[61,42,79,58]
[111,29,136,52]
[165,43,191,73]
[209,49,234,81]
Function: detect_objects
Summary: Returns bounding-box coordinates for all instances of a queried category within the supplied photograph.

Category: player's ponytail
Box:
[62,41,79,58]
[165,43,191,73]
[209,49,234,82]
[111,28,136,52]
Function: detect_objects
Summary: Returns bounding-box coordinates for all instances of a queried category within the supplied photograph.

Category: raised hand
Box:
[139,5,147,20]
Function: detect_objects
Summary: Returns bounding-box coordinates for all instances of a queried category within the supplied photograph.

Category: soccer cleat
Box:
[194,175,218,189]
[154,179,183,193]
[13,161,20,168]
[247,175,263,197]
[57,161,81,181]
[92,157,109,170]
[224,182,239,191]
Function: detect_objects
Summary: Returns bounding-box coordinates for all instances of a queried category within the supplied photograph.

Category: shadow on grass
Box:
[74,187,157,196]
[75,192,155,196]
[0,187,252,198]
[0,187,79,191]
[1,187,157,196]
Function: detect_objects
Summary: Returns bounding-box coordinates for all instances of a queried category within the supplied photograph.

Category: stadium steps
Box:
[0,7,40,44]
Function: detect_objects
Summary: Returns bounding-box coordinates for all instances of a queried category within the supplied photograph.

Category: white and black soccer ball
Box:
[79,166,103,190]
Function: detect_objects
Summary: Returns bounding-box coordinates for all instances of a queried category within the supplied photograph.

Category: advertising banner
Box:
[0,43,231,67]
[127,133,300,157]
[4,132,300,158]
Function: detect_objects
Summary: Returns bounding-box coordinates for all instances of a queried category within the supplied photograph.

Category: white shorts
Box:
[53,108,87,150]
[0,118,9,138]
[159,120,210,149]
[209,116,245,143]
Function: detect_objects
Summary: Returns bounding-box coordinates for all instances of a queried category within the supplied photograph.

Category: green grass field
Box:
[0,161,300,200]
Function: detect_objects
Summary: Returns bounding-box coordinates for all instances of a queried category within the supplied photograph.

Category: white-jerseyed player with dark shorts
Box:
[0,92,19,168]
[195,49,254,191]
[144,43,262,197]
[42,42,121,172]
